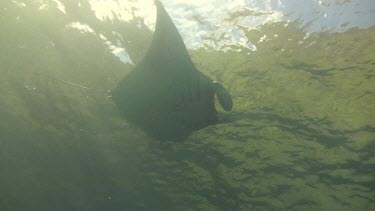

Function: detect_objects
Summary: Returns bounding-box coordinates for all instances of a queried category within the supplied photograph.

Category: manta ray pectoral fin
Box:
[213,81,233,111]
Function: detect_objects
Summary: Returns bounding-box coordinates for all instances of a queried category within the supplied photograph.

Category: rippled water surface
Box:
[1,0,374,210]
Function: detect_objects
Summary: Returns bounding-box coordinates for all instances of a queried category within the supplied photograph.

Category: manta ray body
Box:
[112,0,232,140]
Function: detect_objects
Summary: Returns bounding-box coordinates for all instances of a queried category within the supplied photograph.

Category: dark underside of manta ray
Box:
[112,0,233,141]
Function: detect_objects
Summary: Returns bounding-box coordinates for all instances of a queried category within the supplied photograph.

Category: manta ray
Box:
[112,0,233,140]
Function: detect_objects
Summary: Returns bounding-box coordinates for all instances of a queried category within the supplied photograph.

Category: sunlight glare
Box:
[88,0,155,23]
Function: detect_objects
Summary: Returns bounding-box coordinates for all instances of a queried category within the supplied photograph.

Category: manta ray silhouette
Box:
[112,0,232,140]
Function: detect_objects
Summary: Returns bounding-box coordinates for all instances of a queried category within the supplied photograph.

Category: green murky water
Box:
[0,1,374,210]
